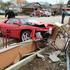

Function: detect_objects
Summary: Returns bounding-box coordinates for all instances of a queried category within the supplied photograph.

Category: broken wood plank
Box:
[5,47,46,70]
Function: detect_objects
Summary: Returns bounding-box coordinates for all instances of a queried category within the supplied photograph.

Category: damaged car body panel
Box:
[0,18,54,41]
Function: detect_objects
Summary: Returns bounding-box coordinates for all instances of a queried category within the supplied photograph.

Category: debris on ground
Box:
[18,47,66,70]
[48,50,61,62]
[49,53,60,62]
[36,53,45,61]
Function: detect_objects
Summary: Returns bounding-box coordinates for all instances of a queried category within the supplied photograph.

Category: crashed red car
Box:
[0,18,54,41]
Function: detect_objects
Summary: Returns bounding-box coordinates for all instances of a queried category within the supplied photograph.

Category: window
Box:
[6,18,19,24]
[20,19,29,25]
[20,19,38,25]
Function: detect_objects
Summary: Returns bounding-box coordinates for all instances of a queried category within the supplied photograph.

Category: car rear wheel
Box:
[21,31,31,42]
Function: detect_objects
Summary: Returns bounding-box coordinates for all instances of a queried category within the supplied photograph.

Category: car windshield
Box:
[20,18,38,25]
[6,18,19,24]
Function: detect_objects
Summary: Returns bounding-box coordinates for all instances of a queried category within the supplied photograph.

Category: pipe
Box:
[66,50,69,70]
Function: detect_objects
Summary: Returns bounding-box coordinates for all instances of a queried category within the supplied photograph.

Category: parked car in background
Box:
[30,9,51,17]
[62,7,70,16]
[0,9,5,15]
[65,10,70,16]
[30,10,44,17]
[6,8,19,16]
[43,11,51,17]
[0,18,54,42]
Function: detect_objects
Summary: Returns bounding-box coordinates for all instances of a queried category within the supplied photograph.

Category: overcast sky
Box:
[3,0,69,4]
[27,0,68,4]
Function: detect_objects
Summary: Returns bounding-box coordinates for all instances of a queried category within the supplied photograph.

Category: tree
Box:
[67,0,70,7]
[0,3,7,9]
[0,2,11,9]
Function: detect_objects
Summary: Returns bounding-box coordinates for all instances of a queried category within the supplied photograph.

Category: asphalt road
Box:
[0,15,69,24]
[17,15,69,24]
[29,16,69,24]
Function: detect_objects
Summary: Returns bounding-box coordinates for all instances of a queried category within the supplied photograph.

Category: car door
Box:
[3,18,21,39]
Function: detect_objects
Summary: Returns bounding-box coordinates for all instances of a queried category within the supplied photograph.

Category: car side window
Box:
[6,19,12,24]
[20,19,29,24]
[6,19,19,24]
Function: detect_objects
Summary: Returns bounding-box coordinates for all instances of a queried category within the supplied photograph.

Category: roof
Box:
[23,2,41,8]
[23,2,50,9]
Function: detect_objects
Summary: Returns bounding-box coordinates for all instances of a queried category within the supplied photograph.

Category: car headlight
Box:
[48,28,52,34]
[36,32,42,39]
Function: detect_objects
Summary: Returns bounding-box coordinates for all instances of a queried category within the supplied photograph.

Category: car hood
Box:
[27,19,43,25]
[28,19,54,28]
[33,22,54,29]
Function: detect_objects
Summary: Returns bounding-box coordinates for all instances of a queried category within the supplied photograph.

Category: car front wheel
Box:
[21,31,31,42]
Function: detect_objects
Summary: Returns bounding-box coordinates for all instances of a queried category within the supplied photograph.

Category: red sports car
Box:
[0,18,54,41]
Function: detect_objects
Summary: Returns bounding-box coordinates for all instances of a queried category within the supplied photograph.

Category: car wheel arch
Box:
[20,29,32,41]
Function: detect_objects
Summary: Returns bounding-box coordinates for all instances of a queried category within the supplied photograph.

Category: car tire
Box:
[21,31,31,42]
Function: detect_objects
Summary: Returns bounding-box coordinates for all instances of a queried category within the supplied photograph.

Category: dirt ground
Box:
[18,47,66,70]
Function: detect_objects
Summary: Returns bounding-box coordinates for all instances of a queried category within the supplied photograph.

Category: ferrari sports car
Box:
[0,18,54,41]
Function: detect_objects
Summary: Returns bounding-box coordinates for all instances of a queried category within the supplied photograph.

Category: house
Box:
[51,4,67,15]
[22,2,51,15]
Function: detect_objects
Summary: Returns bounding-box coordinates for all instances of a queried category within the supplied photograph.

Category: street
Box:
[28,16,69,24]
[0,15,69,24]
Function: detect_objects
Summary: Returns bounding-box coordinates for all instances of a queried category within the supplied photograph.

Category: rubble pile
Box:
[18,47,66,70]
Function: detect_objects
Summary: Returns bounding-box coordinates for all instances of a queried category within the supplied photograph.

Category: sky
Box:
[3,0,69,4]
[27,0,68,4]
